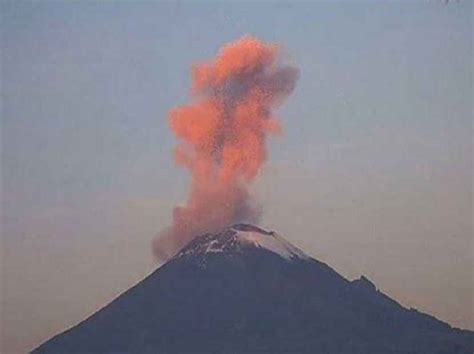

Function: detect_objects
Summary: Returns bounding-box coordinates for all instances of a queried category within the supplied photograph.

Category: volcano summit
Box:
[33,224,473,354]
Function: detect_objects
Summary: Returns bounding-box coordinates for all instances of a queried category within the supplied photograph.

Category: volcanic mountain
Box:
[33,224,473,354]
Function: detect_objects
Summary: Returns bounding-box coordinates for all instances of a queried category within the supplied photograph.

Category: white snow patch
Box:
[235,230,310,261]
[205,239,226,253]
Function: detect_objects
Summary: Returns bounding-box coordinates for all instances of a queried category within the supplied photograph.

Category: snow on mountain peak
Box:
[233,225,310,261]
[175,224,310,261]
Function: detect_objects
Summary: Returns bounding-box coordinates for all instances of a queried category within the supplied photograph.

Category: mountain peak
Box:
[174,224,310,262]
[33,225,474,354]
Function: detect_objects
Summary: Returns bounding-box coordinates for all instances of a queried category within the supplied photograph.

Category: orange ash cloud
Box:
[153,35,298,260]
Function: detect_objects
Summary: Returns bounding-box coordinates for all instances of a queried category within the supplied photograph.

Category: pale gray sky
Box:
[1,1,472,353]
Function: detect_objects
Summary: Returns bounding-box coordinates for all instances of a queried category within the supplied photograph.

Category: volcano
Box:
[33,224,473,354]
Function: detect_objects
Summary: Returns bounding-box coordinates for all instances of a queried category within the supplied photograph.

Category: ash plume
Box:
[153,35,298,260]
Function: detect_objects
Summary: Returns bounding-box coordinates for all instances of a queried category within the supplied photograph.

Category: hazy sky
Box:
[1,1,472,353]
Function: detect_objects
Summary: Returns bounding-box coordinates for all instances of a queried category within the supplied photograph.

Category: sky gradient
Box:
[1,1,472,353]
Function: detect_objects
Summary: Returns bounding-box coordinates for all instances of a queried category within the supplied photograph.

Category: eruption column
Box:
[154,35,298,260]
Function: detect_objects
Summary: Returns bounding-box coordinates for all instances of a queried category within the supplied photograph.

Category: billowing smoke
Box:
[153,35,298,260]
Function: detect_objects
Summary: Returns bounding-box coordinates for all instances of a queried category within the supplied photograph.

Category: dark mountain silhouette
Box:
[33,224,473,354]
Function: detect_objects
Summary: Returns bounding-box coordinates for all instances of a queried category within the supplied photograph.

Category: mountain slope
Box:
[33,224,473,354]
